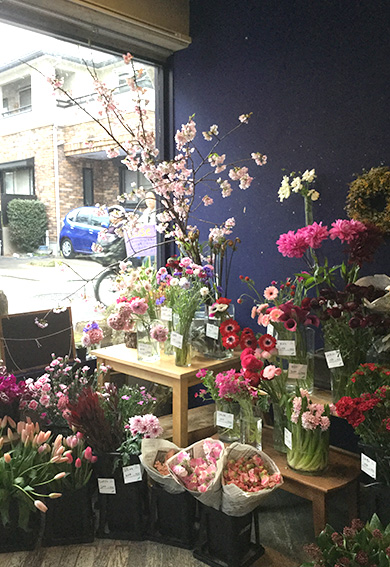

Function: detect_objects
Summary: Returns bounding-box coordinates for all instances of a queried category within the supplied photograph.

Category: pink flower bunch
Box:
[81,321,104,347]
[150,324,169,342]
[223,454,282,492]
[290,389,335,431]
[276,219,367,259]
[127,413,163,439]
[169,439,223,493]
[214,368,255,400]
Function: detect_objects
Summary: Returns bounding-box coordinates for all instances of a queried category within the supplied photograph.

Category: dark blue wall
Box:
[172,0,390,327]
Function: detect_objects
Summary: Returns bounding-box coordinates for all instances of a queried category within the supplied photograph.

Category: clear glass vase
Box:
[203,305,235,360]
[272,403,287,453]
[136,318,161,362]
[157,306,174,356]
[239,401,263,450]
[172,312,192,367]
[286,422,329,474]
[277,325,314,394]
[214,399,241,443]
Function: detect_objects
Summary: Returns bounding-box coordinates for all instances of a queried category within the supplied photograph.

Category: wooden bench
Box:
[261,426,360,535]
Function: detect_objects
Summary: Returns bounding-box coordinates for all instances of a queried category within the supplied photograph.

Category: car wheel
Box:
[61,238,75,259]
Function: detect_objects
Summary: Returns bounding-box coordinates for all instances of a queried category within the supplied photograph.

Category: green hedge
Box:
[7,199,48,253]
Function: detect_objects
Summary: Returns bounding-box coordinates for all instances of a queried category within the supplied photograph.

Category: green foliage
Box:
[301,514,390,567]
[7,199,47,253]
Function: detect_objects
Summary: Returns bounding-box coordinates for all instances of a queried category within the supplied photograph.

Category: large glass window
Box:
[0,21,161,258]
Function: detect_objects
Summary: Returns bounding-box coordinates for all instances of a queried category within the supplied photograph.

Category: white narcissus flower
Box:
[291,176,303,193]
[302,168,316,183]
[278,175,291,201]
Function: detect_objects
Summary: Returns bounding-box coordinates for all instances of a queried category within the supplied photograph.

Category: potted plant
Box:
[301,514,390,567]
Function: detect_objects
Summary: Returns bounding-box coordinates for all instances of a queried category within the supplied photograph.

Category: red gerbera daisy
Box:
[220,319,241,337]
[240,335,257,350]
[258,333,277,352]
[241,327,256,337]
[222,333,240,349]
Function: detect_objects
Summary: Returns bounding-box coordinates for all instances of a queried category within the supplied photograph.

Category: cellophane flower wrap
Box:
[166,438,225,510]
[221,442,283,517]
[140,438,183,494]
[286,389,335,474]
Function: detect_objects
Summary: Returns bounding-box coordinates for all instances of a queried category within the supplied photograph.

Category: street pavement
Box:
[0,254,107,324]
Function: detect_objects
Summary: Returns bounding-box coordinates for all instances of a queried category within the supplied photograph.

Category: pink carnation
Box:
[298,222,329,249]
[129,297,148,315]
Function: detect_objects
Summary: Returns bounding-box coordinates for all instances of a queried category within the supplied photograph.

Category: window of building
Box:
[0,160,34,195]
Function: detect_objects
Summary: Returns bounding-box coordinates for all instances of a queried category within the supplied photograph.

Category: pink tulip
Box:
[75,458,82,468]
[34,500,48,513]
[4,453,11,464]
[49,493,62,499]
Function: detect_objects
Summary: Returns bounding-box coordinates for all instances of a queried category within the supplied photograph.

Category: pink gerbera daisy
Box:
[264,285,278,301]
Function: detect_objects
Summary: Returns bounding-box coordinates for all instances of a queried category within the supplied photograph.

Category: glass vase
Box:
[172,312,192,367]
[136,318,161,362]
[272,403,287,453]
[203,305,235,360]
[157,305,174,356]
[214,399,241,443]
[277,325,314,394]
[286,422,329,474]
[239,401,263,450]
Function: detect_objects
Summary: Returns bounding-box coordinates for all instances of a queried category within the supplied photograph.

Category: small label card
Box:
[266,323,275,337]
[277,340,296,356]
[98,478,116,494]
[170,331,183,349]
[137,342,154,358]
[284,428,292,450]
[361,453,377,480]
[215,411,234,429]
[288,363,308,380]
[123,464,143,484]
[324,349,344,369]
[160,306,173,321]
[206,323,219,340]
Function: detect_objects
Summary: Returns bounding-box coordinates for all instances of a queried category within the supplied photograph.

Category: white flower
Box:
[278,175,291,201]
[169,277,180,287]
[302,168,316,183]
[179,277,190,290]
[291,176,303,193]
[200,287,210,297]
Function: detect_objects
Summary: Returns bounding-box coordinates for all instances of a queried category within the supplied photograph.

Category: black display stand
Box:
[193,504,264,567]
[148,483,198,549]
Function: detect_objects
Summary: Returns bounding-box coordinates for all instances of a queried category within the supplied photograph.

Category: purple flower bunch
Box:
[0,365,25,405]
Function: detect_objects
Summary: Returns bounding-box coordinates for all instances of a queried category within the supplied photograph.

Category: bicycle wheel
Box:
[94,267,121,306]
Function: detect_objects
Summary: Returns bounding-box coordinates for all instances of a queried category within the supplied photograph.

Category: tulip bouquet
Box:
[52,432,97,491]
[0,416,69,529]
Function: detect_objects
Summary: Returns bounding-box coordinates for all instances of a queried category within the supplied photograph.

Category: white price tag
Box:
[288,363,308,380]
[206,323,219,340]
[277,340,296,356]
[266,324,275,337]
[361,453,377,479]
[170,331,183,349]
[123,464,143,484]
[325,350,344,369]
[137,342,154,358]
[98,478,116,494]
[215,410,234,429]
[160,306,173,321]
[284,428,292,450]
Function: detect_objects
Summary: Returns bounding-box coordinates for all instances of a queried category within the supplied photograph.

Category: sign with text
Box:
[124,223,156,258]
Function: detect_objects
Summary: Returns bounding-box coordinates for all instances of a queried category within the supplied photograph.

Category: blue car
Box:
[59,206,109,259]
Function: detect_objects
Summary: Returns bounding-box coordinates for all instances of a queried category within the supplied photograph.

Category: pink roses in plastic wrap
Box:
[223,454,282,493]
[169,439,223,493]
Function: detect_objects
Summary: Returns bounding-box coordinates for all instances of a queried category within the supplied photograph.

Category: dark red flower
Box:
[258,334,277,352]
[243,369,261,387]
[222,333,240,349]
[216,297,232,305]
[241,327,256,337]
[240,348,264,371]
[220,319,240,336]
[240,335,257,350]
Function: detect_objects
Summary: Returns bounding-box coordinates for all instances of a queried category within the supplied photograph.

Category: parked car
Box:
[59,206,109,258]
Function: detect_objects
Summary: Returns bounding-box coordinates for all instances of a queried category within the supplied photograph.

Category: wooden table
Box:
[90,343,241,447]
[262,427,360,535]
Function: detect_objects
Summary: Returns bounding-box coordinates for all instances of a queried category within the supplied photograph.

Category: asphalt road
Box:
[0,254,107,323]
